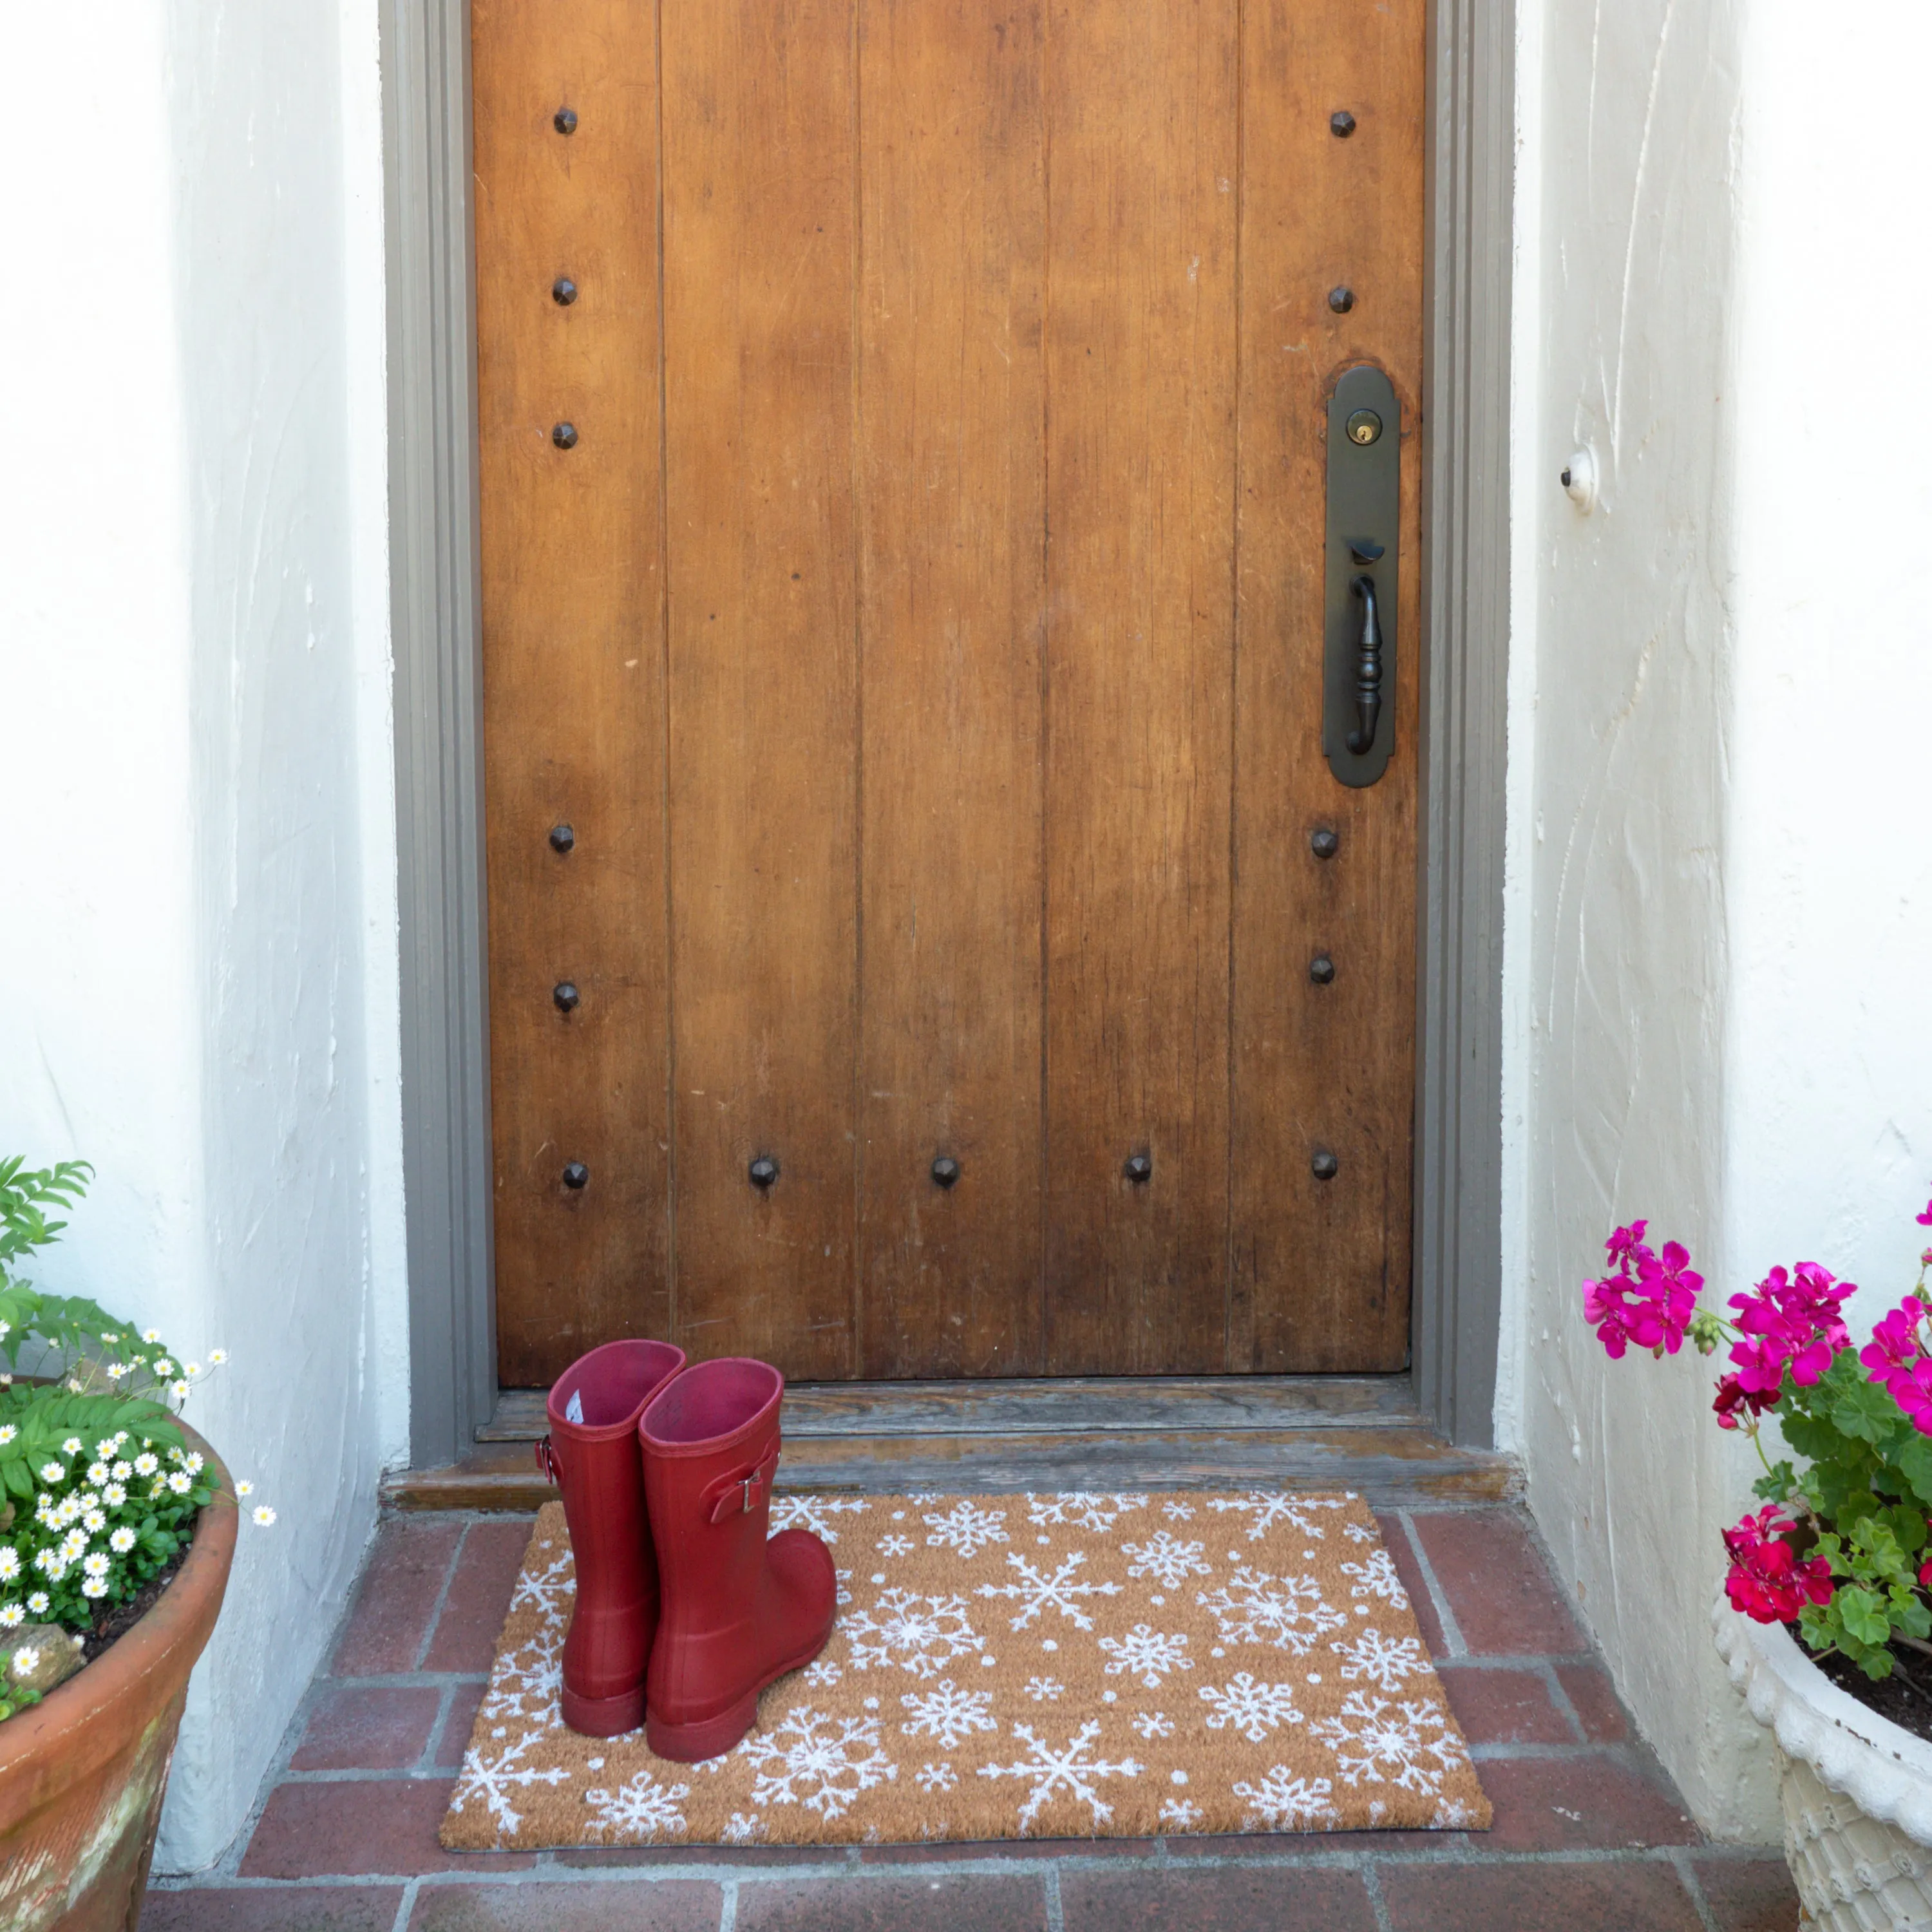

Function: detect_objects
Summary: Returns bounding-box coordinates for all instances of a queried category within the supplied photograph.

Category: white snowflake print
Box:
[1231,1765,1340,1831]
[582,1768,690,1841]
[1331,1627,1428,1692]
[1432,1795,1481,1828]
[447,1728,572,1835]
[878,1534,915,1558]
[976,1549,1122,1632]
[1132,1709,1175,1740]
[1208,1493,1347,1542]
[1098,1624,1193,1689]
[1121,1530,1213,1589]
[844,1587,985,1678]
[1025,1492,1149,1531]
[900,1679,998,1750]
[740,1708,898,1820]
[768,1494,869,1544]
[908,1491,943,1504]
[976,1721,1144,1833]
[1024,1676,1065,1702]
[1161,1499,1197,1520]
[835,1569,853,1607]
[1311,1692,1466,1797]
[922,1500,1009,1559]
[478,1620,565,1730]
[507,1549,574,1621]
[1196,1566,1347,1655]
[720,1811,766,1843]
[915,1761,958,1793]
[803,1658,843,1687]
[1343,1519,1376,1543]
[1339,1548,1409,1607]
[1197,1672,1303,1743]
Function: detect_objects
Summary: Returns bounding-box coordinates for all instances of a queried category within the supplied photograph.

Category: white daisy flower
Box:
[25,1593,50,1616]
[0,1549,17,1581]
[133,1454,158,1477]
[167,1472,192,1495]
[38,1462,65,1484]
[103,1484,127,1507]
[115,1432,130,1446]
[151,1359,174,1378]
[82,1577,108,1599]
[0,1605,21,1629]
[94,1439,118,1459]
[111,1463,131,1481]
[170,1381,189,1400]
[0,1320,8,1336]
[60,1531,88,1562]
[100,1332,118,1344]
[87,1463,110,1486]
[208,1349,228,1366]
[142,1329,161,1343]
[0,1425,15,1446]
[65,1378,84,1394]
[83,1510,107,1535]
[11,1647,41,1678]
[184,1453,205,1475]
[251,1505,278,1528]
[110,1528,136,1553]
[82,1553,111,1578]
[61,1438,82,1455]
[236,1480,254,1497]
[36,1555,66,1582]
[104,1363,128,1380]
[184,1363,202,1379]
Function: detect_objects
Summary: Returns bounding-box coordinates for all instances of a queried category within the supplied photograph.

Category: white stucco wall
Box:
[0,4,406,1871]
[1503,0,1932,1839]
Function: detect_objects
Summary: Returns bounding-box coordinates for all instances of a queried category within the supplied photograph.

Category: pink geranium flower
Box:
[1890,1357,1932,1437]
[1917,1197,1932,1228]
[1582,1225,1700,1359]
[1711,1373,1777,1432]
[1860,1295,1927,1395]
[1721,1506,1835,1624]
[1725,1263,1855,1396]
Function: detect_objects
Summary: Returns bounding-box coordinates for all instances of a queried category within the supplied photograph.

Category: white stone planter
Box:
[1713,1598,1932,1930]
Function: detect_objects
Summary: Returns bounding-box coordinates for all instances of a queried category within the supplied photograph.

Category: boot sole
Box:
[561,1682,647,1738]
[645,1617,835,1763]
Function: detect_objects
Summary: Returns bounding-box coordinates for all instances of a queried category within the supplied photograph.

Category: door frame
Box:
[381,0,1515,1466]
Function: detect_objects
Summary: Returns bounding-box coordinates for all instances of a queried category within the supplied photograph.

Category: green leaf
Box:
[1753,1460,1797,1502]
[1895,1433,1932,1506]
[1837,1585,1891,1647]
[1832,1379,1903,1447]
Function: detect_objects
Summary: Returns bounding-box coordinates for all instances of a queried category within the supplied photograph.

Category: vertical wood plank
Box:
[661,0,861,1377]
[1229,0,1426,1371]
[475,0,670,1387]
[1041,0,1241,1374]
[855,0,1048,1378]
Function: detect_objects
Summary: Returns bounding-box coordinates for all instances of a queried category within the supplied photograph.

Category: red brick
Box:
[140,1887,404,1931]
[1690,1854,1801,1932]
[1478,1754,1700,1853]
[1409,1510,1586,1655]
[858,1835,1148,1864]
[734,1874,1048,1931]
[292,1685,442,1770]
[1163,1827,1466,1859]
[1558,1660,1631,1741]
[433,1680,489,1769]
[1375,1514,1446,1655]
[1378,1858,1703,1931]
[422,1520,538,1672]
[1434,1664,1573,1745]
[240,1777,534,1877]
[1061,1865,1376,1932]
[409,1880,721,1930]
[334,1519,462,1676]
[554,1844,848,1870]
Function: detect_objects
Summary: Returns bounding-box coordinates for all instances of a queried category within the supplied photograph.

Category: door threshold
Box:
[385,1373,1517,1511]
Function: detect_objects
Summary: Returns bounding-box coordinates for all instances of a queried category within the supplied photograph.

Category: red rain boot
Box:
[539,1337,687,1736]
[639,1357,837,1761]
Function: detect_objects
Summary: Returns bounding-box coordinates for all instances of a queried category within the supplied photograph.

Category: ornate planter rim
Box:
[1712,1593,1932,1844]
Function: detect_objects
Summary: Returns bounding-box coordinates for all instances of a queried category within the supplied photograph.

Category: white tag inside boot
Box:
[565,1389,584,1424]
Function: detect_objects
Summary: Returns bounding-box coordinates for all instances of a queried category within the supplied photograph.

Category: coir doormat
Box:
[442,1490,1490,1849]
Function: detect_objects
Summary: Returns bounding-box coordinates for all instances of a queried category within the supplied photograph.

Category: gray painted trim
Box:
[1413,0,1514,1446]
[383,0,1515,1461]
[381,0,496,1467]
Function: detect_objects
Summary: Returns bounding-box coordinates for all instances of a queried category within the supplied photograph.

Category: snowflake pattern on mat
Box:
[900,1679,998,1750]
[922,1501,1009,1559]
[720,1811,765,1843]
[1132,1710,1175,1740]
[740,1709,898,1821]
[1197,1672,1303,1743]
[479,1622,566,1730]
[582,1768,690,1841]
[1208,1493,1347,1542]
[768,1495,871,1544]
[1343,1519,1376,1544]
[977,1550,1123,1631]
[844,1587,985,1678]
[878,1534,916,1558]
[1025,1493,1149,1532]
[1339,1548,1408,1607]
[977,1721,1144,1832]
[804,1658,843,1688]
[1159,1797,1204,1830]
[1331,1627,1428,1692]
[1121,1530,1213,1589]
[1197,1566,1347,1655]
[1098,1624,1193,1689]
[916,1761,958,1793]
[1311,1692,1466,1797]
[1232,1765,1340,1831]
[1024,1676,1065,1702]
[508,1549,574,1622]
[448,1728,573,1835]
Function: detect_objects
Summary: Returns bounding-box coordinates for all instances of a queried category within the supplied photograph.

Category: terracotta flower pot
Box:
[0,1425,236,1932]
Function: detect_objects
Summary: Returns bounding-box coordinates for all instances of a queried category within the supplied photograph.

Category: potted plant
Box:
[0,1158,272,1931]
[1581,1198,1932,1932]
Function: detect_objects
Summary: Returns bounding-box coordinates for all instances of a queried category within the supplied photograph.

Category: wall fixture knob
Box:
[748,1155,779,1190]
[553,981,580,1012]
[552,422,578,450]
[1331,109,1357,138]
[1309,955,1335,985]
[931,1155,960,1189]
[549,823,574,853]
[553,276,578,306]
[562,1161,589,1190]
[554,106,578,135]
[1123,1152,1153,1185]
[1310,828,1340,860]
[1311,1150,1340,1182]
[1328,285,1356,315]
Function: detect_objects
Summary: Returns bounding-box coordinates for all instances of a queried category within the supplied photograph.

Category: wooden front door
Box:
[473,0,1423,1389]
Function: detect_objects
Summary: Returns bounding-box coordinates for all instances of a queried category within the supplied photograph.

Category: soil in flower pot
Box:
[1799,1629,1932,1745]
[79,1548,188,1665]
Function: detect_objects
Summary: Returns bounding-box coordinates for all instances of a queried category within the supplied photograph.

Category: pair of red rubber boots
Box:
[537,1342,837,1761]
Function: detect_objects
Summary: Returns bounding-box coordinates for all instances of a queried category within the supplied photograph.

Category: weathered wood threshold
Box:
[384,1374,1517,1512]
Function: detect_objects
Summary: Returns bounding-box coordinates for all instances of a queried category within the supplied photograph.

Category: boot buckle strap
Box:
[536,1437,560,1485]
[704,1444,781,1524]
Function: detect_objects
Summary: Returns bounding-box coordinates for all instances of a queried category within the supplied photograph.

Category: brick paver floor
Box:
[143,1506,1799,1931]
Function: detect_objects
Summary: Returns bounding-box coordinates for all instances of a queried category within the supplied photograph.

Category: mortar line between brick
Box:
[1358,1858,1396,1932]
[1396,1508,1468,1656]
[413,1520,472,1672]
[1534,1658,1589,1742]
[420,1680,460,1774]
[717,1874,739,1932]
[1665,1845,1725,1932]
[390,1876,421,1932]
[1043,1858,1065,1932]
